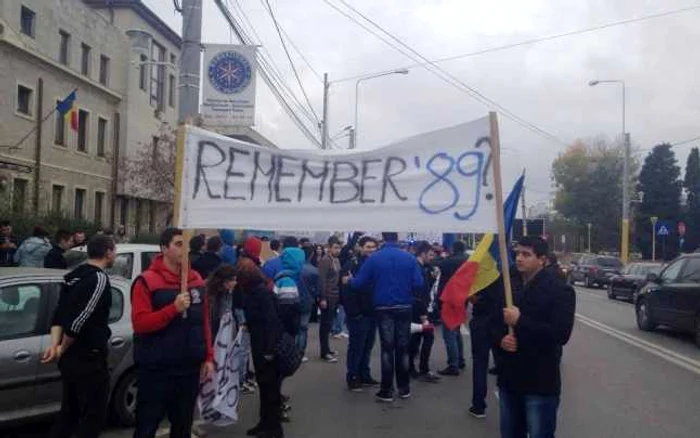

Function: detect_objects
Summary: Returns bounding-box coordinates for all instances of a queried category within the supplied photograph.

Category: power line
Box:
[262,0,321,125]
[328,0,569,146]
[215,0,322,146]
[334,4,700,83]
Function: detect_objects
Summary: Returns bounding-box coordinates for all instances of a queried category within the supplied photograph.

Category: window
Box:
[149,201,156,233]
[99,55,110,86]
[16,84,33,116]
[168,74,176,108]
[81,43,91,76]
[0,284,41,340]
[109,287,124,322]
[679,258,700,283]
[59,30,70,65]
[52,185,64,213]
[97,117,107,157]
[94,191,104,223]
[54,101,66,145]
[77,109,89,152]
[170,53,177,66]
[20,6,35,38]
[107,253,133,279]
[139,54,148,91]
[142,252,159,272]
[12,179,27,214]
[661,260,685,283]
[74,188,86,219]
[119,197,128,226]
[150,42,165,110]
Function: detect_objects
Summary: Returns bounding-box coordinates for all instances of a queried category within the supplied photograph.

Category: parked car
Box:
[567,254,623,288]
[0,268,137,426]
[608,262,663,301]
[636,253,700,347]
[66,243,160,280]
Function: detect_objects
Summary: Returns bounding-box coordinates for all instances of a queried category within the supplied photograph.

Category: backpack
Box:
[273,270,300,305]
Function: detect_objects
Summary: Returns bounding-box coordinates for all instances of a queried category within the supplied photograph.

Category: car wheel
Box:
[636,299,657,332]
[112,368,137,426]
[608,285,616,300]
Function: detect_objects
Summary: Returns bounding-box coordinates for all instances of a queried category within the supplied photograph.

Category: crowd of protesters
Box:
[35,225,575,438]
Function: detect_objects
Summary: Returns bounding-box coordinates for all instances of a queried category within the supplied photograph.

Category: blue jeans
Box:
[376,308,412,393]
[296,311,311,355]
[441,325,465,370]
[345,315,376,384]
[499,390,560,438]
[470,318,491,410]
[332,305,347,335]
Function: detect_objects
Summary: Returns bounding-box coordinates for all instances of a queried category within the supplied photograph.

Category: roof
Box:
[83,0,182,48]
[0,267,129,284]
[71,243,161,253]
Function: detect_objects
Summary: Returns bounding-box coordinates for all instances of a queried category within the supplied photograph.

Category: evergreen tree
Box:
[683,148,700,252]
[636,144,682,260]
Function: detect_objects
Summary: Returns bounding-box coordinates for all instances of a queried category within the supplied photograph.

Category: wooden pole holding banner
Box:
[489,112,515,329]
[174,125,192,317]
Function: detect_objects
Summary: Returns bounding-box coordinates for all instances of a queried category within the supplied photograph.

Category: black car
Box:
[608,262,663,302]
[568,254,623,288]
[636,254,700,347]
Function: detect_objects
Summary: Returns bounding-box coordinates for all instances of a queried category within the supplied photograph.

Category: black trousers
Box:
[319,298,338,357]
[49,348,110,438]
[255,359,283,434]
[409,331,435,374]
[133,367,200,438]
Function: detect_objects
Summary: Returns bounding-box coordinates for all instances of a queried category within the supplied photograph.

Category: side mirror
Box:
[646,273,660,283]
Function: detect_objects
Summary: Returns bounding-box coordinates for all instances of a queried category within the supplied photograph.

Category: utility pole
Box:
[651,216,658,261]
[622,132,631,263]
[587,223,592,253]
[179,0,202,123]
[321,73,330,149]
[521,179,528,237]
[348,127,356,150]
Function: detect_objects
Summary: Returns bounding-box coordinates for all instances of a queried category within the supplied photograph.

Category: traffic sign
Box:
[655,220,674,236]
[657,225,670,236]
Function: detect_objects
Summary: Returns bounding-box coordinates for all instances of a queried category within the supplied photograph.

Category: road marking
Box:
[575,313,700,376]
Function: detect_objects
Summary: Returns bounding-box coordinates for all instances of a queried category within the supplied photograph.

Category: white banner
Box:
[178,116,497,232]
[198,313,249,426]
[201,44,257,127]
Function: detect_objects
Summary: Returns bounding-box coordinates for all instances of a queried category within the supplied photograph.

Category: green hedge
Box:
[0,211,102,240]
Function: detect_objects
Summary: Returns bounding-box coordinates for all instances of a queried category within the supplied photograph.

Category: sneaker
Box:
[301,356,309,363]
[418,371,441,383]
[375,390,394,403]
[488,367,498,376]
[398,388,411,399]
[459,362,467,370]
[330,350,339,356]
[321,354,338,363]
[360,377,380,387]
[282,403,292,412]
[332,334,343,339]
[246,424,263,436]
[437,367,460,376]
[281,411,291,423]
[241,382,256,394]
[469,406,486,419]
[409,367,420,379]
[340,332,350,339]
[347,380,364,392]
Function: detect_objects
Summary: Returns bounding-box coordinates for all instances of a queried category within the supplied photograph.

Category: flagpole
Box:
[489,112,515,329]
[174,124,191,318]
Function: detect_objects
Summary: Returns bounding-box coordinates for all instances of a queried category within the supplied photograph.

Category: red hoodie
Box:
[131,254,213,363]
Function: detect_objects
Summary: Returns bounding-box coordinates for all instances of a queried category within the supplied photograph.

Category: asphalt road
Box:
[5,284,700,438]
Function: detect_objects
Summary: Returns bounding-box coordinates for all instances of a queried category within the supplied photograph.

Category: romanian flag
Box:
[56,90,78,132]
[440,174,525,330]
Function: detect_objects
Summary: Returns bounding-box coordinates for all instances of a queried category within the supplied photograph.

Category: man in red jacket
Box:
[131,228,214,438]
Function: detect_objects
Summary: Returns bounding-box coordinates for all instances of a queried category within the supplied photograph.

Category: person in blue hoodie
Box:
[218,229,238,265]
[347,232,423,403]
[263,236,299,280]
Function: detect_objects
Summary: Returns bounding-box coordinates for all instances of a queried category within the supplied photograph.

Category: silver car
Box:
[0,268,137,426]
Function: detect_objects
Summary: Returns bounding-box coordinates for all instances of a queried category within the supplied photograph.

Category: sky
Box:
[143,0,700,209]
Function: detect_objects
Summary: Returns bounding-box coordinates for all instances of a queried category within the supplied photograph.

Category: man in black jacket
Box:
[341,235,379,391]
[436,241,469,376]
[42,235,116,438]
[409,241,440,383]
[192,235,223,279]
[44,229,73,269]
[491,236,576,438]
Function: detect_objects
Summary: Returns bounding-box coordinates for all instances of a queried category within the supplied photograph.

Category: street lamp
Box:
[587,223,592,253]
[589,78,630,263]
[354,68,410,149]
[650,216,658,261]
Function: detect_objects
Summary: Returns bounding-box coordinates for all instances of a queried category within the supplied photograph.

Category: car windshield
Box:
[65,250,88,268]
[597,257,622,268]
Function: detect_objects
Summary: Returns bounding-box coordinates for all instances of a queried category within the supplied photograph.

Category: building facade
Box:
[0,0,181,236]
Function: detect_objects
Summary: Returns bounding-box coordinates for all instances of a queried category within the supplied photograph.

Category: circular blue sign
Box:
[207,51,252,94]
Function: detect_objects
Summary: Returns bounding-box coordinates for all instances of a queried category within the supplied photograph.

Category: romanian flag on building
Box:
[56,90,78,131]
[440,173,525,330]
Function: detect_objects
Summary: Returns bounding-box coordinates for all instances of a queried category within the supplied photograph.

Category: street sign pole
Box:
[651,216,658,262]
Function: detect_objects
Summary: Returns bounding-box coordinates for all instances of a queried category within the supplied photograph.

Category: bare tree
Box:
[121,122,176,204]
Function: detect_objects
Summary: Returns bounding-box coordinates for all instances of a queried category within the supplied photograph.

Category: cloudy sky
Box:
[144,0,700,207]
